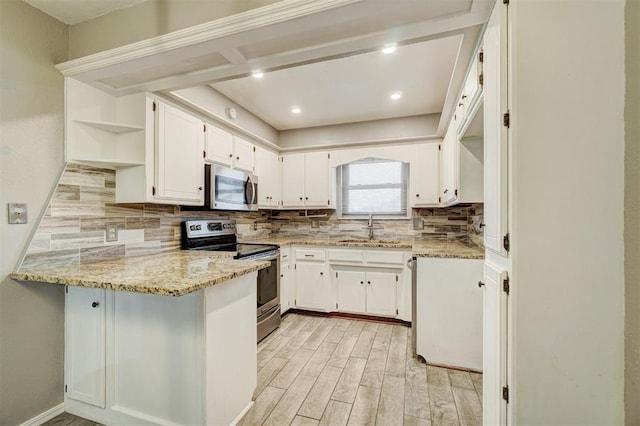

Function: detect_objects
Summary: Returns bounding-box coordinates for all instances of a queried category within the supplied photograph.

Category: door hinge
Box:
[336,272,338,278]
[454,189,458,197]
[327,153,330,159]
[295,299,297,305]
[328,200,330,206]
[396,308,399,315]
[294,264,297,270]
[253,146,256,152]
[479,51,484,63]
[479,73,484,86]
[396,275,398,282]
[502,385,509,403]
[438,196,442,203]
[503,111,511,128]
[203,150,206,159]
[438,144,441,151]
[503,233,510,252]
[65,385,67,393]
[152,186,156,196]
[152,101,156,112]
[503,0,509,4]
[503,275,510,295]
[336,303,338,309]
[65,285,68,294]
[203,124,206,132]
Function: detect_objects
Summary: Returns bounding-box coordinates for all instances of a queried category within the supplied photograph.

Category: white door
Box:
[205,123,233,166]
[483,261,509,426]
[483,0,509,255]
[295,262,328,310]
[335,269,366,313]
[65,286,106,408]
[233,136,255,172]
[365,271,397,317]
[280,261,292,314]
[410,142,440,206]
[304,151,331,208]
[255,145,281,207]
[282,153,306,208]
[156,102,204,204]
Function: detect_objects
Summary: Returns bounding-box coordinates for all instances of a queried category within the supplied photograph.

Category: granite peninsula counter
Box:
[11,251,269,296]
[11,251,268,425]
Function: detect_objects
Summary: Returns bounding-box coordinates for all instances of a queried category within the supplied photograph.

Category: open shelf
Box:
[73,120,144,134]
[70,158,145,169]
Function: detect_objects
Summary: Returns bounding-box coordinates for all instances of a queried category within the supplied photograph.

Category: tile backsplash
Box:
[19,163,483,270]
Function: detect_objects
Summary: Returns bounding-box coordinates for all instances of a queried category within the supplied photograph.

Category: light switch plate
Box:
[8,203,27,224]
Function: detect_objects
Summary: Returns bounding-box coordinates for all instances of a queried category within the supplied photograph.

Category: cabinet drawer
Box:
[365,250,405,265]
[295,249,326,261]
[328,249,364,263]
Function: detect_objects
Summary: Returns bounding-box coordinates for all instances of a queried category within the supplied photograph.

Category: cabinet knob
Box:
[198,186,203,191]
[444,189,449,194]
[367,281,371,285]
[478,281,485,288]
[229,153,233,158]
[360,281,364,285]
[305,197,309,200]
[416,194,420,197]
[91,301,99,308]
[320,272,323,276]
[236,156,240,160]
[300,197,303,200]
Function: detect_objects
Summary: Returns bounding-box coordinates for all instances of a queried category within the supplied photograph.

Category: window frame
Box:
[336,157,410,219]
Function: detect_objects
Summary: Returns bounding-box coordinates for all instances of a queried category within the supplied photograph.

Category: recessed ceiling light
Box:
[291,106,301,114]
[382,43,397,54]
[390,91,402,100]
[252,71,264,79]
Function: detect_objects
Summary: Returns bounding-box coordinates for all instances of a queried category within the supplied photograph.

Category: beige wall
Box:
[510,0,625,423]
[68,0,281,59]
[625,1,640,424]
[0,1,68,424]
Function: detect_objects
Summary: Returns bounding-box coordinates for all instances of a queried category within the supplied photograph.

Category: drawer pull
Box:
[304,254,314,257]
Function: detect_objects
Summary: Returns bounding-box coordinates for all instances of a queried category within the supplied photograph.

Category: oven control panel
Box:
[184,219,236,238]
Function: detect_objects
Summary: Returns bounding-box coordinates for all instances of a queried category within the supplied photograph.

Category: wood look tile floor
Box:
[242,313,482,426]
[44,313,482,426]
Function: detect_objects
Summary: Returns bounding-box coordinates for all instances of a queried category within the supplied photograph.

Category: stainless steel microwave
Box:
[205,164,258,211]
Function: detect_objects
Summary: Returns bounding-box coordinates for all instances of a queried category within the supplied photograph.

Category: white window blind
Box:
[337,158,409,216]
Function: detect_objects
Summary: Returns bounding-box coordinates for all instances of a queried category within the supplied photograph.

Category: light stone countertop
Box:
[242,236,485,259]
[10,251,270,297]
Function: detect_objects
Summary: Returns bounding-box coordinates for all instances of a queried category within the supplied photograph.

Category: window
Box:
[337,158,409,216]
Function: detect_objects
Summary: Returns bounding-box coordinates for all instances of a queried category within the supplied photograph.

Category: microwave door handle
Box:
[244,176,255,206]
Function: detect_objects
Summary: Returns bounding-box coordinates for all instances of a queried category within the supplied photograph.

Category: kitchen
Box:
[0,1,635,426]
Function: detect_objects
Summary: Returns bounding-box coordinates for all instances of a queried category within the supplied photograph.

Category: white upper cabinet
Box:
[205,124,233,167]
[155,101,205,204]
[254,145,282,208]
[457,50,483,137]
[441,119,458,205]
[205,125,255,172]
[233,136,256,172]
[282,152,331,209]
[410,142,440,207]
[483,0,509,255]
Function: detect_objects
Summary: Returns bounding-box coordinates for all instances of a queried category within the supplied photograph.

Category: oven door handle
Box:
[244,176,255,206]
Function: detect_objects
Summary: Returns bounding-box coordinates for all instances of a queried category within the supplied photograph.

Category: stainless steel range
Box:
[181,219,281,342]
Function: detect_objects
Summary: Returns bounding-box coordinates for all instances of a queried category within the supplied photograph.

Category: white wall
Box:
[625,1,640,424]
[68,0,281,59]
[510,1,625,424]
[0,1,68,424]
[279,114,440,149]
[170,86,280,148]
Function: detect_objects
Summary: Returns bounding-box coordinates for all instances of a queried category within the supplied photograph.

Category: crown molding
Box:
[56,0,361,77]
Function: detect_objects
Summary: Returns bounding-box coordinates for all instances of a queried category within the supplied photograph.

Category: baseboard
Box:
[230,401,254,426]
[19,403,65,426]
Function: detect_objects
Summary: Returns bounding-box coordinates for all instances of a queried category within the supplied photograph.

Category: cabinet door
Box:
[440,119,458,204]
[304,152,331,208]
[255,145,281,208]
[280,261,292,314]
[365,271,397,317]
[335,270,366,313]
[156,102,204,204]
[233,136,255,172]
[66,286,106,408]
[205,124,233,166]
[410,143,440,206]
[483,0,509,255]
[482,261,508,426]
[282,153,306,208]
[295,262,328,310]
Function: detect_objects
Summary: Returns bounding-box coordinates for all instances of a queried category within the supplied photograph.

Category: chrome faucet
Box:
[367,212,374,240]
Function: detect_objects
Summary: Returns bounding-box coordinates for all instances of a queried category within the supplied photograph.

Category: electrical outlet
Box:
[8,203,28,224]
[106,224,118,242]
[252,221,258,231]
[412,217,424,230]
[311,220,319,228]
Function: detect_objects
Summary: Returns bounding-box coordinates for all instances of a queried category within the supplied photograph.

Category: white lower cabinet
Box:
[280,248,294,314]
[295,261,330,311]
[64,274,257,426]
[335,269,398,317]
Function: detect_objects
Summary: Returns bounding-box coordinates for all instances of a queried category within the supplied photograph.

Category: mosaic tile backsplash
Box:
[19,163,483,269]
